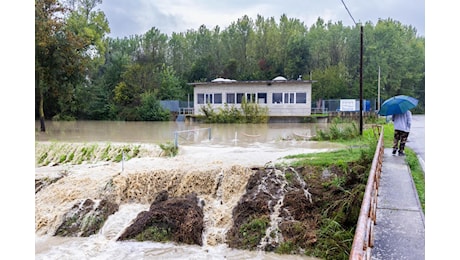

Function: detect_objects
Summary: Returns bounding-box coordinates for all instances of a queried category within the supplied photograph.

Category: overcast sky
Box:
[99,0,425,39]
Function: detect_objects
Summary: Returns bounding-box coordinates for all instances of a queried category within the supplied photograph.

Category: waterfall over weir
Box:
[35,142,339,259]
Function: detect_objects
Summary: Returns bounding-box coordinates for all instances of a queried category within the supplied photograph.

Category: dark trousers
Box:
[393,130,409,152]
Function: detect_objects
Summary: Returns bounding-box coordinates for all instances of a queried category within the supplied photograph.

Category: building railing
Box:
[311,108,329,114]
[349,124,384,260]
[180,108,194,115]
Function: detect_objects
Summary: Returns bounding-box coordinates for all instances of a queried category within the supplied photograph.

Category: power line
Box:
[340,0,363,135]
[340,0,357,25]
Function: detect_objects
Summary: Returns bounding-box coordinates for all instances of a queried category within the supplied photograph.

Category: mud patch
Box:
[117,191,204,246]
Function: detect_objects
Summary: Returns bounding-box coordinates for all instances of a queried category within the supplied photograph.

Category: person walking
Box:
[392,110,412,156]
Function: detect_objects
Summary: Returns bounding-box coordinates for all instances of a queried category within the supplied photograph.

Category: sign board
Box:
[340,99,356,111]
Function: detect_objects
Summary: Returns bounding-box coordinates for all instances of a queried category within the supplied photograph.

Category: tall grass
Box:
[283,126,377,259]
[313,118,360,141]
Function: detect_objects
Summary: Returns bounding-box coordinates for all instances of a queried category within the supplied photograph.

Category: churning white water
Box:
[35,121,340,259]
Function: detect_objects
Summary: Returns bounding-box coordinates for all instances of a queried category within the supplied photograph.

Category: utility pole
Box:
[341,0,363,135]
[359,25,363,135]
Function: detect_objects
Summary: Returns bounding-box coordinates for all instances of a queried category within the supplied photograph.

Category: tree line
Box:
[36,0,425,131]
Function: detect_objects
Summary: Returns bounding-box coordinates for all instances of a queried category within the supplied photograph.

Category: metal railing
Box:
[173,128,211,148]
[311,108,329,114]
[349,125,384,260]
[180,108,194,115]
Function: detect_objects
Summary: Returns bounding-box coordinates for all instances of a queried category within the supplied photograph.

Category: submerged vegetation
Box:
[159,141,179,157]
[35,142,143,166]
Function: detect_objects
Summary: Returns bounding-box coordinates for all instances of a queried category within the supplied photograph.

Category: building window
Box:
[227,93,235,104]
[284,93,295,104]
[246,93,256,103]
[198,93,222,104]
[205,94,213,104]
[214,93,222,104]
[296,92,307,103]
[236,93,244,104]
[197,93,205,104]
[257,93,267,104]
[272,93,282,104]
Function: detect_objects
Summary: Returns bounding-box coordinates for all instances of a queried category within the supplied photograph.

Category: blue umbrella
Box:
[378,95,418,116]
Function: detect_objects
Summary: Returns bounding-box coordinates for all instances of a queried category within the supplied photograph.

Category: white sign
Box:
[340,99,356,111]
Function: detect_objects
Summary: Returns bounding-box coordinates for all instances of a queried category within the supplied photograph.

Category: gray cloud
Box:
[100,0,425,38]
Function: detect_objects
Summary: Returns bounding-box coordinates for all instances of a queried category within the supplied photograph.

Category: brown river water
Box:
[35,120,342,260]
[35,120,331,146]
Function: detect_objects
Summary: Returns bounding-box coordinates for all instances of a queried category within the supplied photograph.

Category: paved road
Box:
[406,114,425,172]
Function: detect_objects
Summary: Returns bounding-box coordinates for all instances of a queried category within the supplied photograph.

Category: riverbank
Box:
[35,140,368,259]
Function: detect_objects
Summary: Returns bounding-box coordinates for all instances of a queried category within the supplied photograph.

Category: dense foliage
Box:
[199,99,269,123]
[35,1,425,129]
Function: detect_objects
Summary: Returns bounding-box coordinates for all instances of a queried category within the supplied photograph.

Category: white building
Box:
[189,76,314,119]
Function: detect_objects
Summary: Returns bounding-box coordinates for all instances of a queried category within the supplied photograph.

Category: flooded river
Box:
[35,120,331,147]
[35,120,339,260]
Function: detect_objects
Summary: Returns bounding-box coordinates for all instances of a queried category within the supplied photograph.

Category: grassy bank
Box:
[281,119,425,258]
[311,120,424,213]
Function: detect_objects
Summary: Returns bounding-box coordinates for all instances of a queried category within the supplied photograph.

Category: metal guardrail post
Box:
[121,150,125,172]
[174,131,178,148]
[173,128,211,148]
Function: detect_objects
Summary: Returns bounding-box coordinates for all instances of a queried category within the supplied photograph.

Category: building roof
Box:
[188,77,316,86]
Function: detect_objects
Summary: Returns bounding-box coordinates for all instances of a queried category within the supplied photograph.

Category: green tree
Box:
[157,65,185,100]
[36,0,85,131]
[80,37,137,120]
[138,27,168,67]
[312,64,350,101]
[168,32,188,78]
[64,0,110,118]
[249,15,280,79]
[221,15,254,79]
[35,0,110,129]
[37,12,425,120]
[284,31,309,79]
[307,18,331,70]
[137,91,170,121]
[361,19,424,108]
[112,63,145,120]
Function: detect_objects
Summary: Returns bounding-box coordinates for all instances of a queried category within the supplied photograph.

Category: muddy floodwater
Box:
[35,120,332,147]
[35,120,342,260]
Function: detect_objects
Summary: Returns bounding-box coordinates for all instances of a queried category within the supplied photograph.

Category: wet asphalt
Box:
[370,114,425,260]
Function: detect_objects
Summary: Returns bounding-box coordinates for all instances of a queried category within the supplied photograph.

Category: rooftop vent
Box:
[211,78,236,83]
[272,76,287,81]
